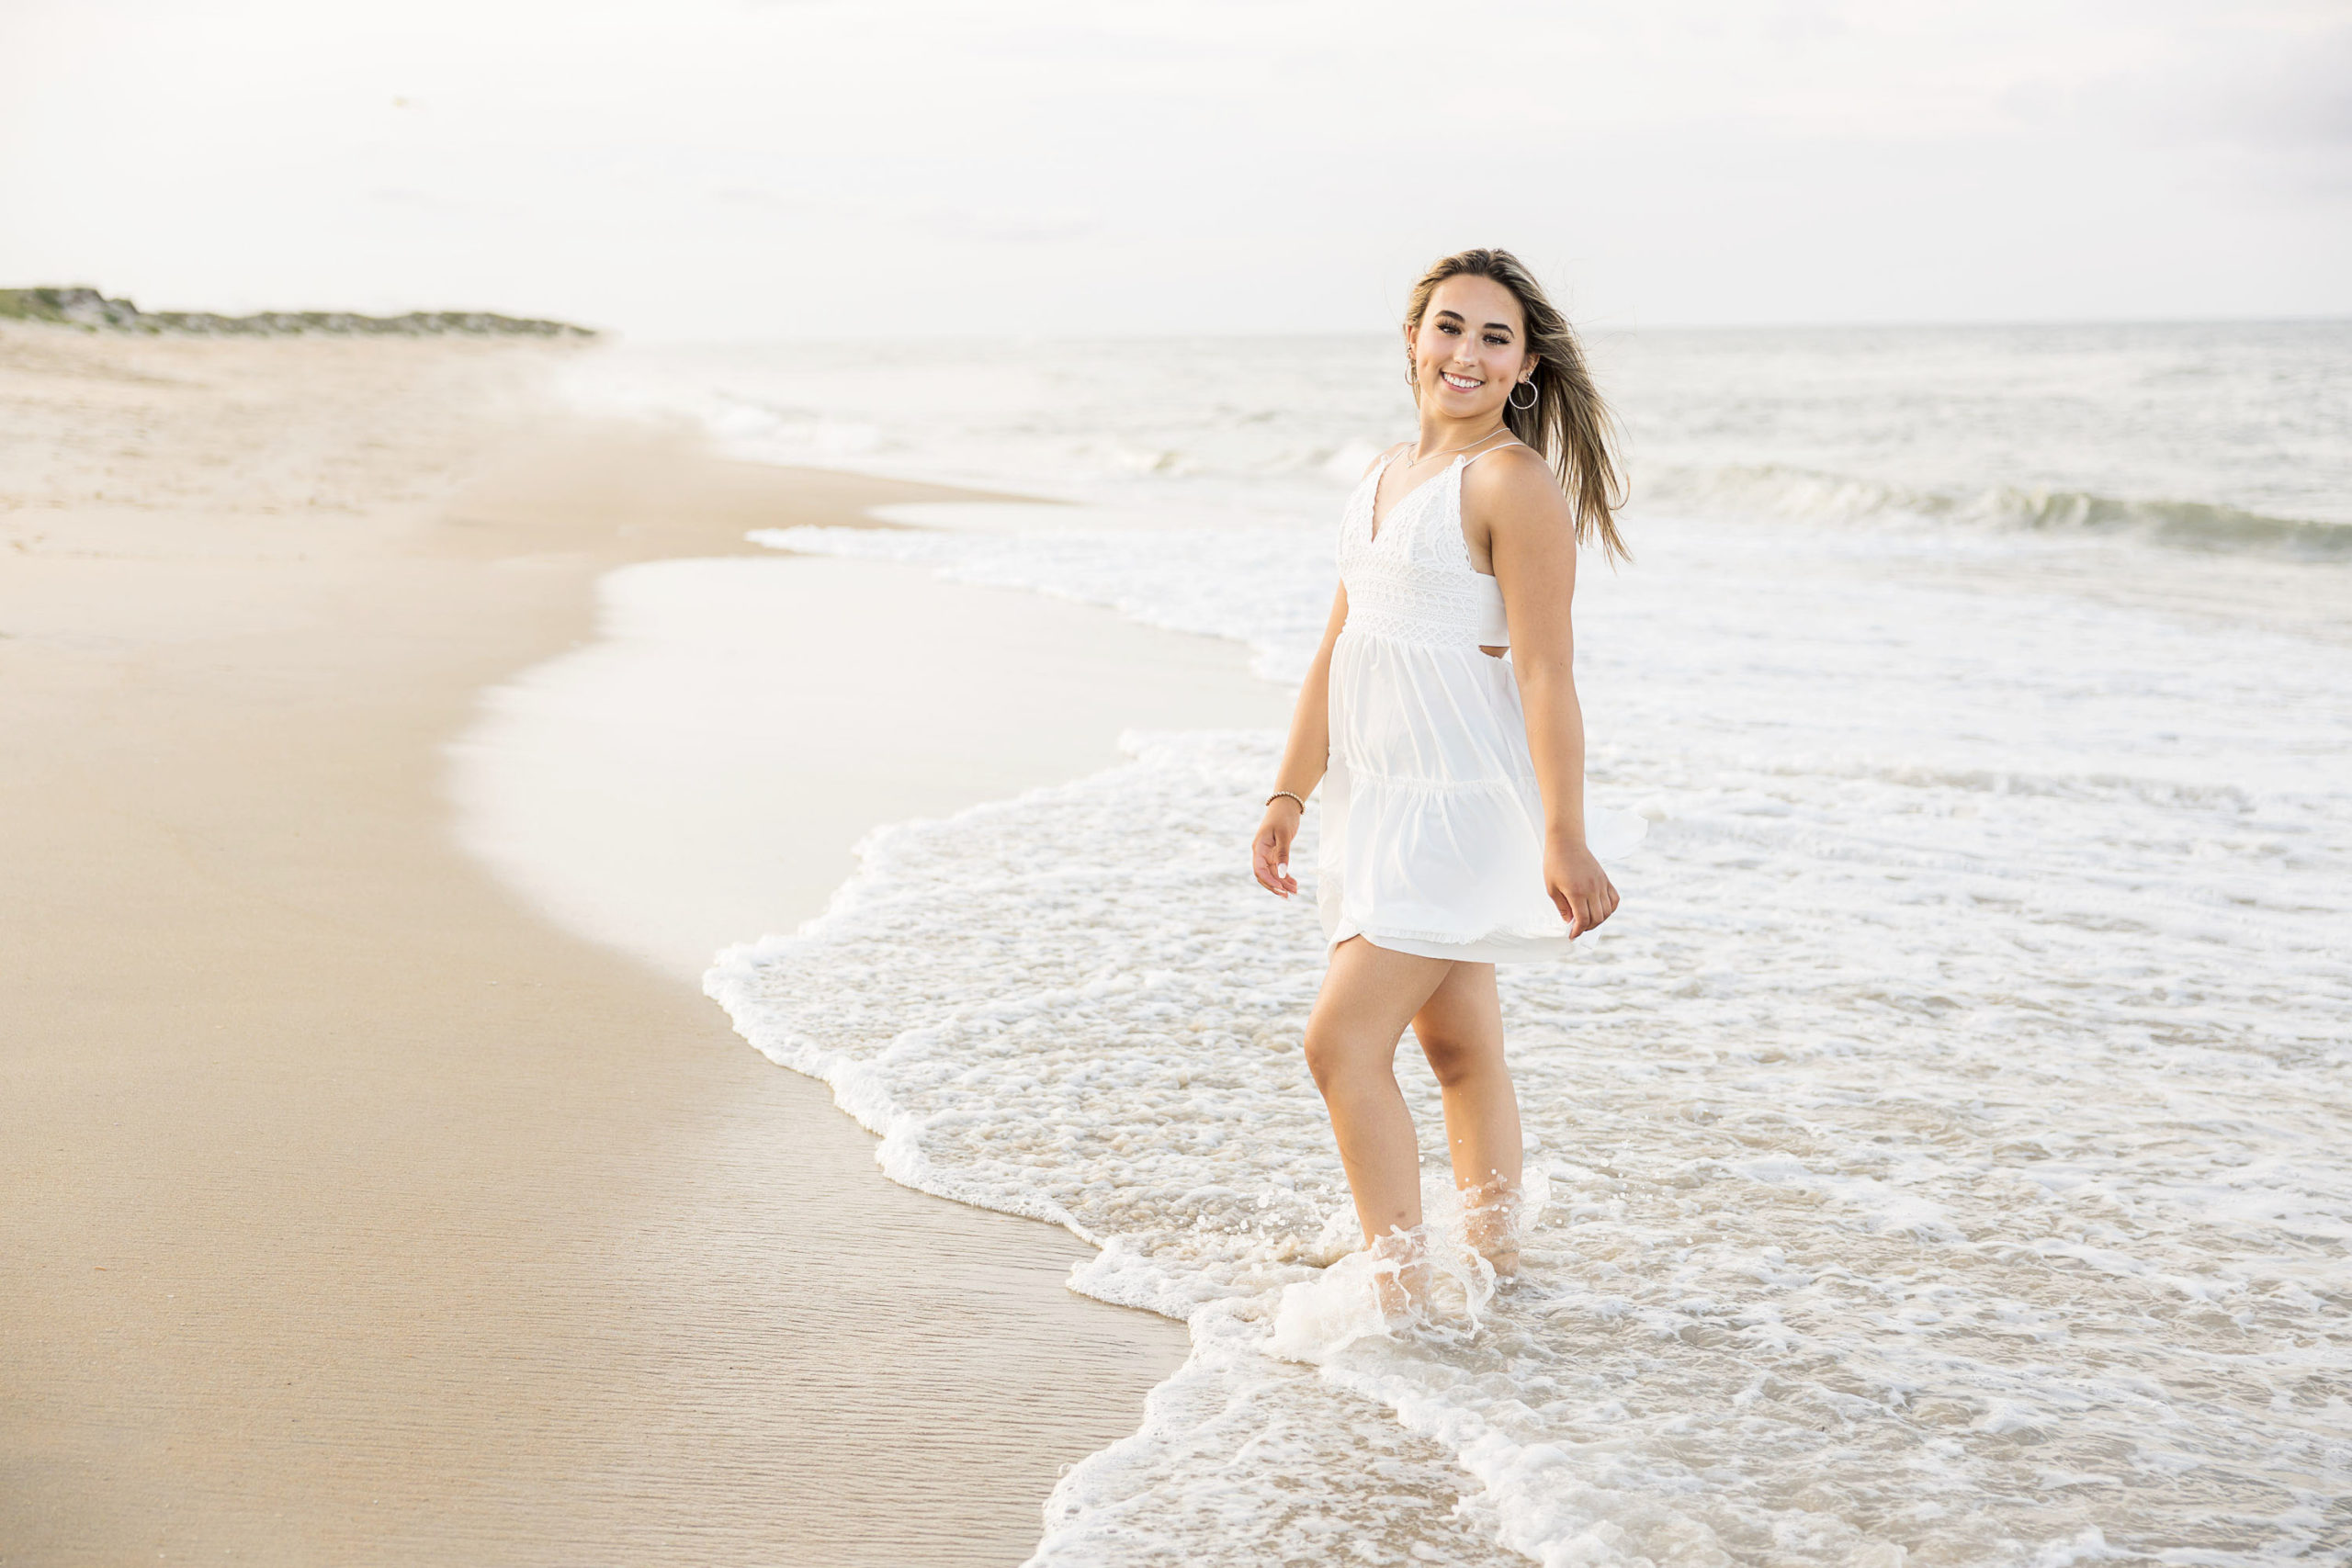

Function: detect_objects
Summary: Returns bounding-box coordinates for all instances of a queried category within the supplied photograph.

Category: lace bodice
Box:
[1339,452,1510,649]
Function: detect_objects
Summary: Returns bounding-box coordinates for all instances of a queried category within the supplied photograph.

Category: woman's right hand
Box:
[1252,799,1302,898]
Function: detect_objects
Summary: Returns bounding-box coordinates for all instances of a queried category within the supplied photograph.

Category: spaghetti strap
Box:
[1458,437,1526,469]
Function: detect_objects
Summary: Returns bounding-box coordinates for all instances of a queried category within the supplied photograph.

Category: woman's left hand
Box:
[1545,836,1619,938]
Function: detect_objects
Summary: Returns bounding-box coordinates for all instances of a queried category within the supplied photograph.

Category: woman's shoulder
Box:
[1361,441,1409,479]
[1462,442,1573,527]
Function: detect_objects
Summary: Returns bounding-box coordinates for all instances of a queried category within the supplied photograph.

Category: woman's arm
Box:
[1471,451,1621,936]
[1252,581,1350,898]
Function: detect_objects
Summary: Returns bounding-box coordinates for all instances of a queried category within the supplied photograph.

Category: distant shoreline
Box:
[0,285,594,338]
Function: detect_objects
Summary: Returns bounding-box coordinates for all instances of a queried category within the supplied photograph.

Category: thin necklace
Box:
[1402,423,1513,471]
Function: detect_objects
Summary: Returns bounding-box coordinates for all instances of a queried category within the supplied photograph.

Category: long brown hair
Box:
[1405,247,1628,562]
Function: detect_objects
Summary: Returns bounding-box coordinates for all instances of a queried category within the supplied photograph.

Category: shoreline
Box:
[0,325,1282,1564]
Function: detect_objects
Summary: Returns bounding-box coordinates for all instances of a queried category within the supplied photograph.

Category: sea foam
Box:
[707,503,2352,1565]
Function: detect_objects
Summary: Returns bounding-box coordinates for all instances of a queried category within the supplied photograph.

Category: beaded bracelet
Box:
[1266,790,1307,812]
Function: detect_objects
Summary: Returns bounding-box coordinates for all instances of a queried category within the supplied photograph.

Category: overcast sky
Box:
[4,0,2346,338]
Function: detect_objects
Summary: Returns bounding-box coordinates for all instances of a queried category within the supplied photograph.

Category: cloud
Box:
[914,209,1104,245]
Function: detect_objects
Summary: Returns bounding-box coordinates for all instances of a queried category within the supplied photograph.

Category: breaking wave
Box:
[1642,464,2352,557]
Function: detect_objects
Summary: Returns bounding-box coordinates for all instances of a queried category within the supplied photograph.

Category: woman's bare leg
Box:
[1302,937,1454,1250]
[1409,962,1525,1273]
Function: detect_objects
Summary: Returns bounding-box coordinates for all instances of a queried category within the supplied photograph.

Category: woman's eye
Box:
[1485,335,1506,345]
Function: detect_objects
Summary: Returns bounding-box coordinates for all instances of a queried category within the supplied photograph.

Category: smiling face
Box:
[1406,273,1535,420]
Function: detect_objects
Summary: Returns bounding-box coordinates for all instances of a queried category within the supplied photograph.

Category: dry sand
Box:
[0,325,1281,1564]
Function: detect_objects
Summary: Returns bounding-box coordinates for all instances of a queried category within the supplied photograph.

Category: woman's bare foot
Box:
[1366,1227,1430,1321]
[1463,1178,1523,1279]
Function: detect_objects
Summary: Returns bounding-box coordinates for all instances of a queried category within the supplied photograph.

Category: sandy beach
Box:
[0,324,1286,1564]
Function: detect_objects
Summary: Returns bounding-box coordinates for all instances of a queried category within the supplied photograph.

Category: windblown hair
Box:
[1405,247,1628,562]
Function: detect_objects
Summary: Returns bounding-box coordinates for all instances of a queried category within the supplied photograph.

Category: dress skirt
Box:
[1316,628,1642,964]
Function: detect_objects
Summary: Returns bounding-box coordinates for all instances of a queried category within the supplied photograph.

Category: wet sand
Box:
[0,326,1277,1564]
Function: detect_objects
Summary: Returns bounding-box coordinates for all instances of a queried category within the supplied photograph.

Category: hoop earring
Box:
[1509,380,1538,412]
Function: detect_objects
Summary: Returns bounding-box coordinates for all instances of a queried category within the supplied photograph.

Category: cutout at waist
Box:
[1470,572,1510,651]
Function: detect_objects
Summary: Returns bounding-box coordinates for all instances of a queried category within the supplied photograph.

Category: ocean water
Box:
[568,321,2352,549]
[571,323,2352,1565]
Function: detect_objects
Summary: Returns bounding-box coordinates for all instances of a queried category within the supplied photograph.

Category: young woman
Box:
[1250,247,1630,1298]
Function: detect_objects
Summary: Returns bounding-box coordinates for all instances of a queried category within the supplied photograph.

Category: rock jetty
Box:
[0,287,595,338]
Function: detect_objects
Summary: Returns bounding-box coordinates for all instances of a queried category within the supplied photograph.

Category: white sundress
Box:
[1317,446,1643,964]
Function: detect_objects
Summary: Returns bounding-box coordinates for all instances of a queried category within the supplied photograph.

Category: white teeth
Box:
[1442,373,1480,389]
